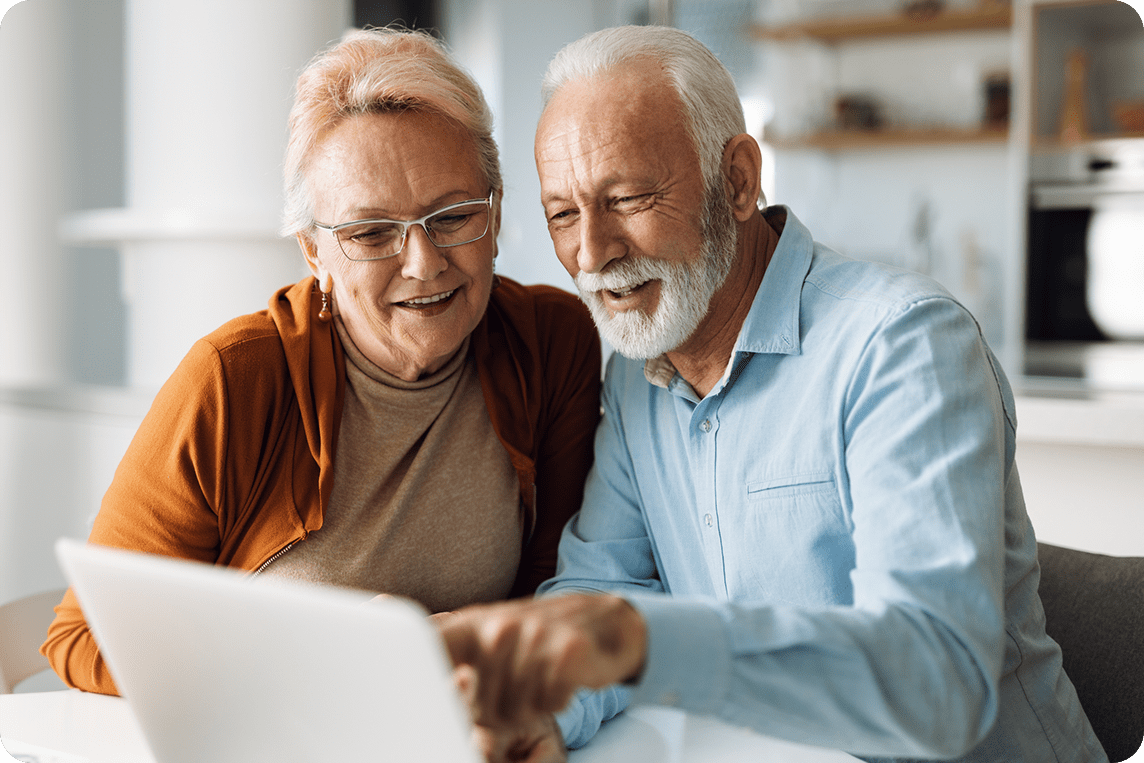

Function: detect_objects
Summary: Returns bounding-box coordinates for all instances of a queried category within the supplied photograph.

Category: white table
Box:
[1,691,153,763]
[570,704,857,762]
[1,690,856,763]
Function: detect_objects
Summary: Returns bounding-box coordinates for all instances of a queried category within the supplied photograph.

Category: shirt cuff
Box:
[623,593,731,717]
[555,685,633,749]
[555,690,588,747]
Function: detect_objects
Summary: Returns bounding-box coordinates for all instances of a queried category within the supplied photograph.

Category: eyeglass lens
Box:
[335,201,490,261]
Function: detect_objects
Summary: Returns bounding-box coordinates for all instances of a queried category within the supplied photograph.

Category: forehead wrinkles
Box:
[314,111,485,218]
[537,97,680,206]
[537,121,631,197]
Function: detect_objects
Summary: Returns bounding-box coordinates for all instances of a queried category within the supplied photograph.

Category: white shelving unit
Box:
[752,2,1021,365]
[752,2,1014,148]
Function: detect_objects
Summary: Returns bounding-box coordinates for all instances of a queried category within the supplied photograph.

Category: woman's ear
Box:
[297,232,326,280]
[721,133,764,223]
[490,193,502,261]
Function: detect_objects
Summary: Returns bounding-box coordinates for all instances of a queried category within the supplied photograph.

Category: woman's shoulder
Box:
[164,311,291,401]
[198,311,283,360]
[149,311,296,435]
[194,278,312,362]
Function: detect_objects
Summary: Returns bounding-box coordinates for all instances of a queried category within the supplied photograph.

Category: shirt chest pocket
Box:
[731,470,854,605]
[747,471,836,503]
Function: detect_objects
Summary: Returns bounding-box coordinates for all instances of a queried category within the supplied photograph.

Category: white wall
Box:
[1013,393,1144,556]
[0,390,145,604]
[774,145,1012,345]
[0,0,70,386]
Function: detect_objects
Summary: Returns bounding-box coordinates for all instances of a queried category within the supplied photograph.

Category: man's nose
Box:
[400,223,448,281]
[576,212,625,275]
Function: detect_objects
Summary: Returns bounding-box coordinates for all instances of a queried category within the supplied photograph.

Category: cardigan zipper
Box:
[251,539,300,577]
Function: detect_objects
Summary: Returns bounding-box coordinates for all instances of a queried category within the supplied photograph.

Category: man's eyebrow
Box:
[540,177,634,207]
[540,191,570,208]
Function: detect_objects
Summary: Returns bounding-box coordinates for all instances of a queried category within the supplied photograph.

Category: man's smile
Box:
[606,280,652,299]
[600,279,661,314]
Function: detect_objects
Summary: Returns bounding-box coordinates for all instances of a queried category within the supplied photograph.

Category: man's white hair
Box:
[541,25,761,204]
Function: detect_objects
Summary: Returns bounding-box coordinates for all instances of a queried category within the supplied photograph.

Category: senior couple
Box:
[44,24,1105,763]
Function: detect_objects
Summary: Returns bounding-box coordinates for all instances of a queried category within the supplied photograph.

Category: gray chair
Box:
[0,588,66,693]
[1037,542,1144,762]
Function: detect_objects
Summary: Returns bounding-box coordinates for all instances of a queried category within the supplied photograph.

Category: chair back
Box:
[1037,542,1144,762]
[0,588,66,693]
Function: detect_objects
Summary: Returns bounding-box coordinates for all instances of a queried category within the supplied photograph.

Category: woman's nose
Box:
[400,223,448,281]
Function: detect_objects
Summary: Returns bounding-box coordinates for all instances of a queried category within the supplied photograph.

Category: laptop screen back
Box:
[55,538,477,763]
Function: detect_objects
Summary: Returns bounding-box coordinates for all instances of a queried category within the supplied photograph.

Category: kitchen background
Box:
[1,0,1142,662]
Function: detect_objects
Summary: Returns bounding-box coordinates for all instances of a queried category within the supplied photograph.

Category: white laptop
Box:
[54,538,478,763]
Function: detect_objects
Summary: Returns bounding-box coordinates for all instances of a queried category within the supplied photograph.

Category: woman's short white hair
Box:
[541,25,752,200]
[281,28,502,238]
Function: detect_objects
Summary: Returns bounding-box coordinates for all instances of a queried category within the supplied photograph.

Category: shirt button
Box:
[701,419,712,433]
[705,513,714,527]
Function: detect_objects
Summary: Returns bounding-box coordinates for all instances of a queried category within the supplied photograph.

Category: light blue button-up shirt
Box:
[542,208,1107,762]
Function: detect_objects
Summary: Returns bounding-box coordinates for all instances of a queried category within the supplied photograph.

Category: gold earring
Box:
[318,289,332,323]
[317,275,333,323]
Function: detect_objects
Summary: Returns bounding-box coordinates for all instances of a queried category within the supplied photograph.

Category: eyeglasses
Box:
[314,192,494,261]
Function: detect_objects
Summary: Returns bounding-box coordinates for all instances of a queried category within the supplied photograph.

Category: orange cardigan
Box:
[43,276,601,695]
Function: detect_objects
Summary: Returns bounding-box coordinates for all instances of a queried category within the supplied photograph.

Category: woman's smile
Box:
[396,288,459,309]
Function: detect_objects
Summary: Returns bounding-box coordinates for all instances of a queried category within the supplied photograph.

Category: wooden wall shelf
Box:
[749,4,1012,42]
[1032,131,1144,149]
[768,126,1010,150]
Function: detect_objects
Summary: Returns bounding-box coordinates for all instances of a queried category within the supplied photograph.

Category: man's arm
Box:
[445,297,1014,759]
[535,355,668,747]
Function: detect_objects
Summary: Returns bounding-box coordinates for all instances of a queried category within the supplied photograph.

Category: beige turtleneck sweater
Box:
[261,321,522,613]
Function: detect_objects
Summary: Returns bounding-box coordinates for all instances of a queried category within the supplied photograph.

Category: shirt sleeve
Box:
[538,353,666,747]
[553,298,1014,759]
[554,685,633,750]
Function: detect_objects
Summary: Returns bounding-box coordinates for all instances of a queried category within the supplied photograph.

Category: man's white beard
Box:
[575,183,739,360]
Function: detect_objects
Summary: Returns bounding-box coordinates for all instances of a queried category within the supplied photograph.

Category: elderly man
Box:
[443,25,1107,763]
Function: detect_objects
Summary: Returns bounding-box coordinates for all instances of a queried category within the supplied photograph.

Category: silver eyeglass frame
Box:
[313,191,494,262]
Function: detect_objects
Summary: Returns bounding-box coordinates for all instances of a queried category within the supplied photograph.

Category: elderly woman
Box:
[42,28,601,695]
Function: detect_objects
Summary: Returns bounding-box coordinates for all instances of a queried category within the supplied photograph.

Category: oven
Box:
[1026,138,1144,384]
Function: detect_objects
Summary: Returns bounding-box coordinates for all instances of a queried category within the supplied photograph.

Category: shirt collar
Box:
[732,206,811,358]
[643,206,814,390]
[644,355,678,389]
